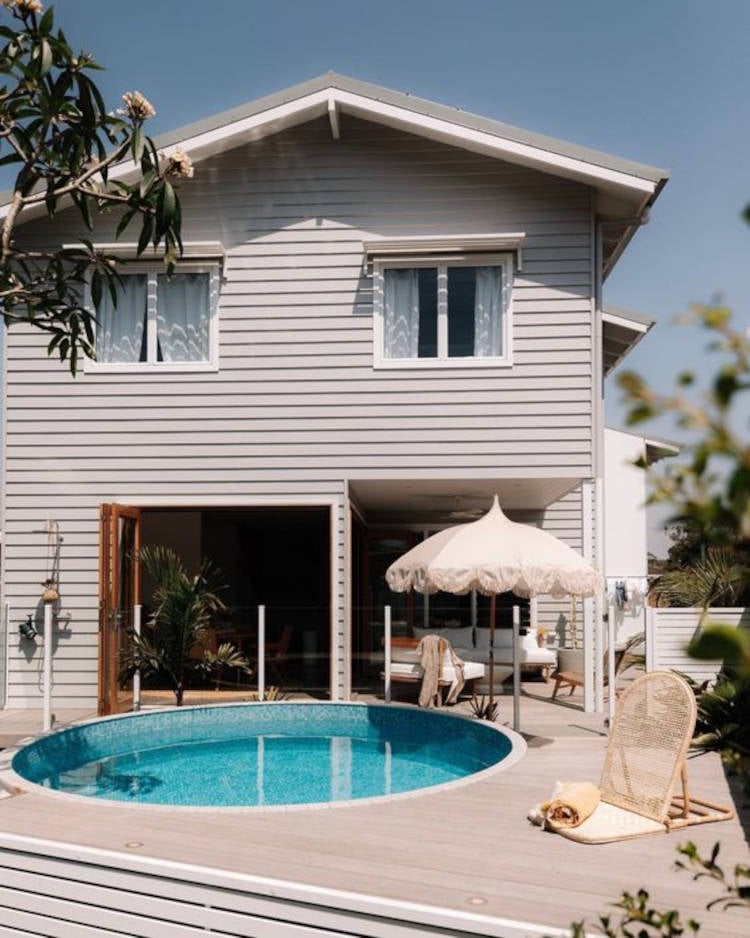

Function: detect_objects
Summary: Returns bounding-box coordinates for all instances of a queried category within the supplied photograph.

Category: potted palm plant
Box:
[121,546,251,706]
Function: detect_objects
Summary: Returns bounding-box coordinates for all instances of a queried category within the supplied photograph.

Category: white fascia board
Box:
[61,240,224,260]
[602,309,650,333]
[332,89,656,197]
[645,438,681,464]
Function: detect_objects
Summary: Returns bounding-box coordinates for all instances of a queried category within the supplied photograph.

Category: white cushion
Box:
[390,645,422,665]
[473,628,557,666]
[461,660,487,681]
[388,662,423,680]
[557,802,665,844]
[385,645,485,685]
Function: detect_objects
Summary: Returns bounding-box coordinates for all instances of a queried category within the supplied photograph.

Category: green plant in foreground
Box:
[120,546,251,706]
[675,842,750,913]
[568,888,699,937]
[564,841,749,936]
[469,693,498,721]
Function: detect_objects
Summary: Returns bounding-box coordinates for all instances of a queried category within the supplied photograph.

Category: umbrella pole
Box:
[488,594,496,717]
[512,604,521,733]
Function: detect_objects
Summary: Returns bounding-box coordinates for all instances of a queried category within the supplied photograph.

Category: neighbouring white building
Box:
[604,425,679,642]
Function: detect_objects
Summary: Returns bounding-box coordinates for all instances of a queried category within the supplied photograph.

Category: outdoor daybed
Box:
[413,625,557,681]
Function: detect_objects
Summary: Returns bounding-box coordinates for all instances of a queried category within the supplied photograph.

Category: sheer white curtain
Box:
[157,273,210,362]
[95,274,147,363]
[383,268,419,359]
[473,266,503,357]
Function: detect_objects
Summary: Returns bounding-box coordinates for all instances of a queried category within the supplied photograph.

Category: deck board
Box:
[1,687,747,936]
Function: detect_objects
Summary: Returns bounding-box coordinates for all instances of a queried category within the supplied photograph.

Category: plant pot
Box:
[556,648,585,674]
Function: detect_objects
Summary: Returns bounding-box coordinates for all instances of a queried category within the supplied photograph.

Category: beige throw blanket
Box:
[540,781,601,830]
[416,635,466,708]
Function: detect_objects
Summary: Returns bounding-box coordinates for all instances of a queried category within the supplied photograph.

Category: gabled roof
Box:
[2,72,669,273]
[155,72,668,186]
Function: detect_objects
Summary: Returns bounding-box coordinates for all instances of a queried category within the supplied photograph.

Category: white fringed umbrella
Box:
[386,496,602,720]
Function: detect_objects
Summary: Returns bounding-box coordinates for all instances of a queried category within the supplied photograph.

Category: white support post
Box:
[645,606,656,671]
[42,602,53,733]
[512,604,521,733]
[582,595,595,713]
[384,605,392,704]
[257,605,266,702]
[132,604,142,711]
[581,480,596,713]
[594,594,605,714]
[607,597,617,726]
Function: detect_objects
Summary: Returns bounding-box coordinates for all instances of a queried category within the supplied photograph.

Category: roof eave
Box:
[0,73,669,223]
[602,305,656,377]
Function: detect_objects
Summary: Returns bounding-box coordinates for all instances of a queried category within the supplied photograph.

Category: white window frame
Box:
[84,261,221,374]
[372,253,514,369]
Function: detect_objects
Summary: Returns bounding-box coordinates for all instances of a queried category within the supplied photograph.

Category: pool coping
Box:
[3,700,528,813]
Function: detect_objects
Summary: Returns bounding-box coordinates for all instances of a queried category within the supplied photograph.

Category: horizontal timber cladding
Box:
[534,487,592,644]
[3,115,594,706]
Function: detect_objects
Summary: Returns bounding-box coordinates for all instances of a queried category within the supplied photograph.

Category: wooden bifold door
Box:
[98,504,141,715]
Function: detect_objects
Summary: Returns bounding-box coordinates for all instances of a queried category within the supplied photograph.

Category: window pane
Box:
[417,268,437,358]
[157,272,210,362]
[95,274,147,363]
[383,267,437,359]
[447,267,476,357]
[473,266,504,357]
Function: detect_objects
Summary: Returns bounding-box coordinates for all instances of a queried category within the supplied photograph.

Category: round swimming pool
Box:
[10,703,524,809]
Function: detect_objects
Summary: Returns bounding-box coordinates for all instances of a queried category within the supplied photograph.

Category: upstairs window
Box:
[374,255,513,368]
[91,264,219,371]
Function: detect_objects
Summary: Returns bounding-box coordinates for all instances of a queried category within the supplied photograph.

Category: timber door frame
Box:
[98,503,142,715]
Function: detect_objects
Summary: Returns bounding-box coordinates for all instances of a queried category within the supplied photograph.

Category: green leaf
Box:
[115,208,136,240]
[689,625,749,664]
[626,404,655,425]
[39,39,53,76]
[136,216,154,256]
[714,369,738,407]
[90,270,102,309]
[157,180,176,234]
[39,7,54,34]
[131,125,144,163]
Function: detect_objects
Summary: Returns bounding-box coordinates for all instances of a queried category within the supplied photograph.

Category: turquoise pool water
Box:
[12,703,517,808]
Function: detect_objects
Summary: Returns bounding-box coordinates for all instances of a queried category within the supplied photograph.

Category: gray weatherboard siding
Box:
[3,115,595,707]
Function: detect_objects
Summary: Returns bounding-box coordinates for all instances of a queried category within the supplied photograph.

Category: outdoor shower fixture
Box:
[19,614,37,641]
[28,520,63,732]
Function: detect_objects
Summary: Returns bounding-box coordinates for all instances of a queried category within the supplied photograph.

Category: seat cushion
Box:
[472,629,557,666]
[556,802,666,844]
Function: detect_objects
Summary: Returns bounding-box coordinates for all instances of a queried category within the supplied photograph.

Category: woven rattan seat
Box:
[555,671,733,844]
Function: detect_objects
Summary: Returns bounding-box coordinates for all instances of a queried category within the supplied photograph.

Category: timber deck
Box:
[0,681,747,937]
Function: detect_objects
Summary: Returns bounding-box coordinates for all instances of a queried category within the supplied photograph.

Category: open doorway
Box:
[98,505,331,713]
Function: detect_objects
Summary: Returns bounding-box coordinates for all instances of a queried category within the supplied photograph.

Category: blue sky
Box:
[4,0,749,552]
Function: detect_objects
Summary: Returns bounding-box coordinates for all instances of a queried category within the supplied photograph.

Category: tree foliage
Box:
[649,546,747,611]
[0,0,191,372]
[618,306,750,546]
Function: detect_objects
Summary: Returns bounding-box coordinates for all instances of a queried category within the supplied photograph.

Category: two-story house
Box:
[0,74,668,715]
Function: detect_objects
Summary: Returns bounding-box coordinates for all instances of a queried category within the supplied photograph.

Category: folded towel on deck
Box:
[540,781,601,829]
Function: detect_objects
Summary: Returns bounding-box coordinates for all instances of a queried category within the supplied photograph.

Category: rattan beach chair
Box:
[555,671,733,844]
